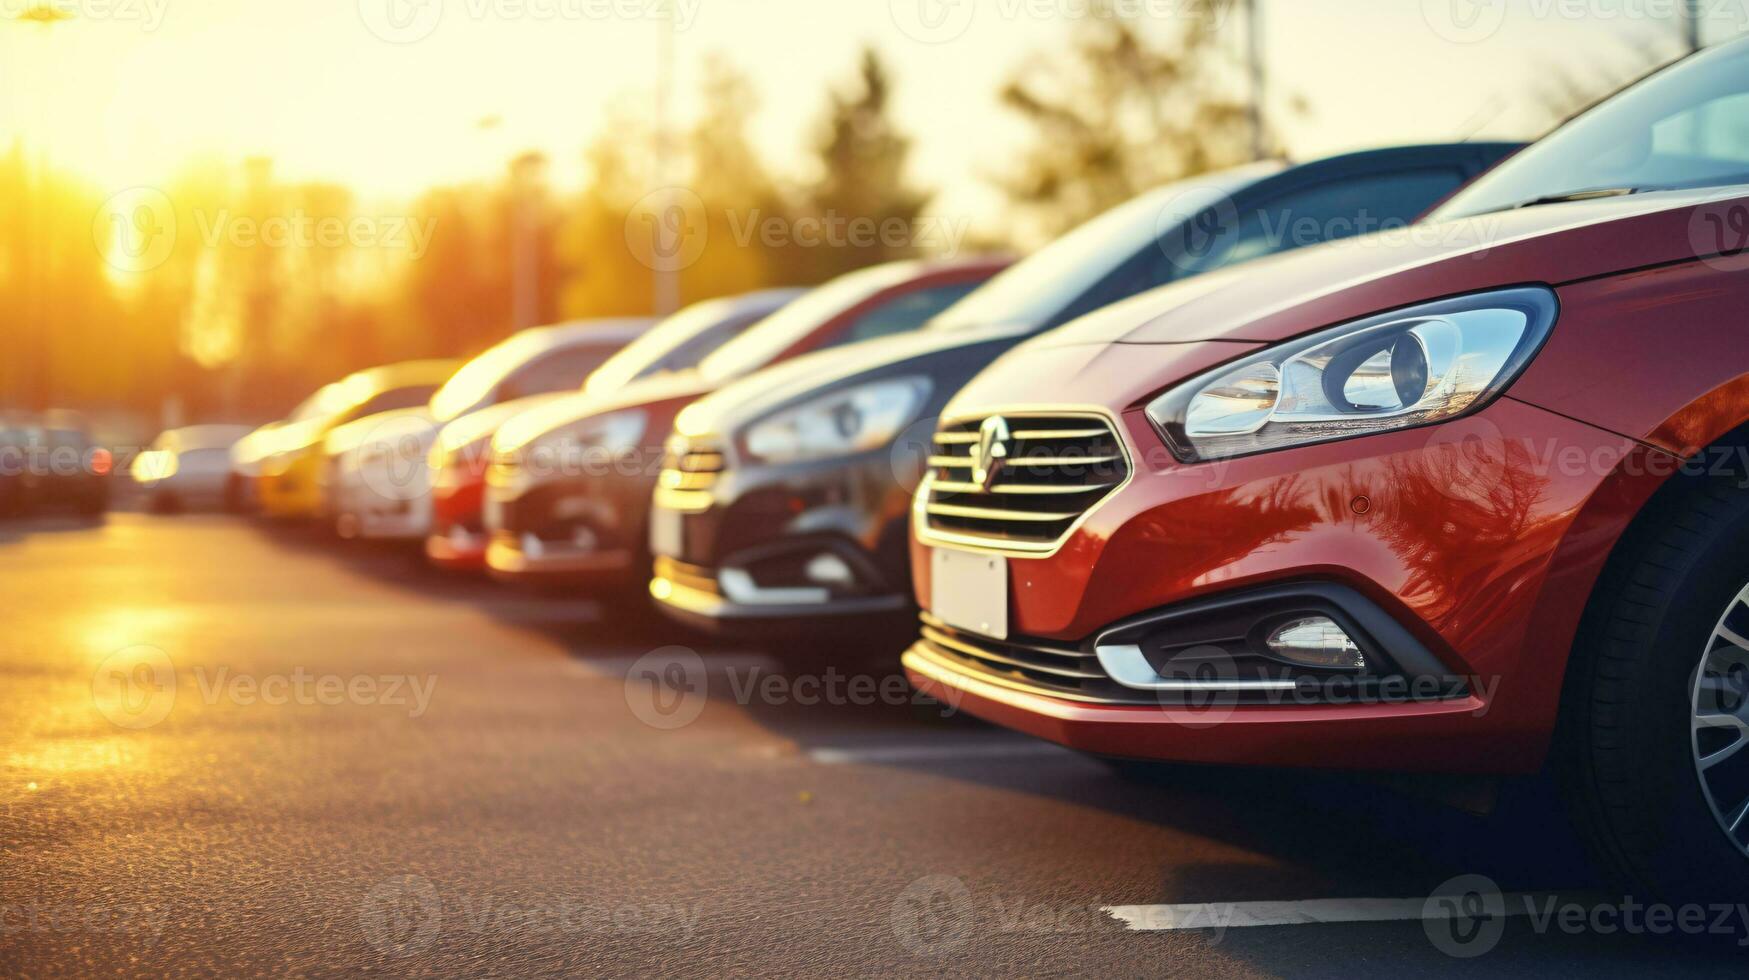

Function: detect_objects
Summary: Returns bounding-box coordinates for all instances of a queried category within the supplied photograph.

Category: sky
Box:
[3,0,1745,230]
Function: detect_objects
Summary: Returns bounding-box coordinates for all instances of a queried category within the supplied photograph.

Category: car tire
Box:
[1562,472,1749,908]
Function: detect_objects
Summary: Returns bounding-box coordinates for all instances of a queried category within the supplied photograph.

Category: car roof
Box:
[519,317,658,351]
[345,358,463,393]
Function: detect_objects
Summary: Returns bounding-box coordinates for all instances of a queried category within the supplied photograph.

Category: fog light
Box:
[804,553,854,587]
[1265,616,1366,670]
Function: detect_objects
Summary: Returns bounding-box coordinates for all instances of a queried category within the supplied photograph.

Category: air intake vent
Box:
[919,412,1128,552]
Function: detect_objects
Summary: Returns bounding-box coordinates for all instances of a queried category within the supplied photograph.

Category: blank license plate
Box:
[650,506,683,558]
[930,548,1008,639]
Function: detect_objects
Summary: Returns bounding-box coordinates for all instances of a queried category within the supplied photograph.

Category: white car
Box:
[323,318,651,540]
[132,424,255,512]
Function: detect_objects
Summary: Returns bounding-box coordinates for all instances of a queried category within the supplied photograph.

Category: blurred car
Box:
[227,383,345,512]
[131,424,255,512]
[647,143,1520,639]
[0,413,33,517]
[428,292,799,570]
[9,411,111,516]
[321,318,651,541]
[256,360,460,520]
[484,258,1009,590]
[902,40,1749,907]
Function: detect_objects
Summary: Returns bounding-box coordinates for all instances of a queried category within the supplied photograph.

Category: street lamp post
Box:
[6,4,75,410]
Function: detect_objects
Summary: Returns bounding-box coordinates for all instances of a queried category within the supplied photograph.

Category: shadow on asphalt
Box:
[0,513,107,544]
[229,514,1633,921]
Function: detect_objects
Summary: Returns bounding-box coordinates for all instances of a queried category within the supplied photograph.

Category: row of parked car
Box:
[0,411,112,517]
[141,40,1749,908]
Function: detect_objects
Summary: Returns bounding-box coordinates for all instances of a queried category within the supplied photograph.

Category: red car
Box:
[484,258,1008,589]
[906,40,1749,905]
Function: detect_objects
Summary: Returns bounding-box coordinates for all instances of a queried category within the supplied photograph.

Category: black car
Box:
[646,143,1522,639]
[0,414,32,517]
[8,412,111,517]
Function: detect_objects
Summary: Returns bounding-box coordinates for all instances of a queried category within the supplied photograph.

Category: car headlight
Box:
[741,376,932,465]
[500,410,647,490]
[1146,287,1557,463]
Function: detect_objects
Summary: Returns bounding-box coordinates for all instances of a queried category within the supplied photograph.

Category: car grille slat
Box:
[658,440,726,498]
[927,480,1118,496]
[915,615,1154,703]
[924,502,1080,523]
[920,412,1128,551]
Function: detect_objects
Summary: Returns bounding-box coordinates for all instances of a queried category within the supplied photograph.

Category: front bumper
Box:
[481,469,650,587]
[905,338,1668,773]
[328,460,432,540]
[256,455,321,518]
[426,476,488,569]
[903,641,1503,772]
[646,442,916,635]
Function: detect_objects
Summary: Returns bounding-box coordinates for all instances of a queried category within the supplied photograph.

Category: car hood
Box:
[1030,185,1749,350]
[492,371,715,453]
[678,322,1031,436]
[436,392,571,456]
[324,406,436,459]
[231,421,287,470]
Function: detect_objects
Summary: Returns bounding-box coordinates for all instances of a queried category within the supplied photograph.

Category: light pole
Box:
[1245,0,1266,161]
[6,4,75,409]
[651,8,680,316]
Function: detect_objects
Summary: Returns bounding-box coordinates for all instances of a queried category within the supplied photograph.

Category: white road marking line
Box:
[1103,895,1547,931]
[807,742,1075,765]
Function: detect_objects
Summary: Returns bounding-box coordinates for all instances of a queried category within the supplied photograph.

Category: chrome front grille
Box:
[658,442,725,494]
[919,412,1128,552]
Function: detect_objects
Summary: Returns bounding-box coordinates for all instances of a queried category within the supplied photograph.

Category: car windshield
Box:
[927,165,1277,333]
[586,299,754,393]
[1431,41,1749,220]
[428,333,547,423]
[694,265,915,382]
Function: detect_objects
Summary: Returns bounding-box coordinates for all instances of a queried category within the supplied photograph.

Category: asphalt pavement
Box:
[3,513,1745,976]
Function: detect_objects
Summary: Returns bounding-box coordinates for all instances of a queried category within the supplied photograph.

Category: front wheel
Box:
[1563,475,1749,908]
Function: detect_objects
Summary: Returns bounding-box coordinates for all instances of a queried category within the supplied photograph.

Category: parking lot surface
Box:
[3,515,1743,976]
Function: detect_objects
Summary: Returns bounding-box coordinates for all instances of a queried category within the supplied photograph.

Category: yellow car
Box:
[256,360,460,519]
